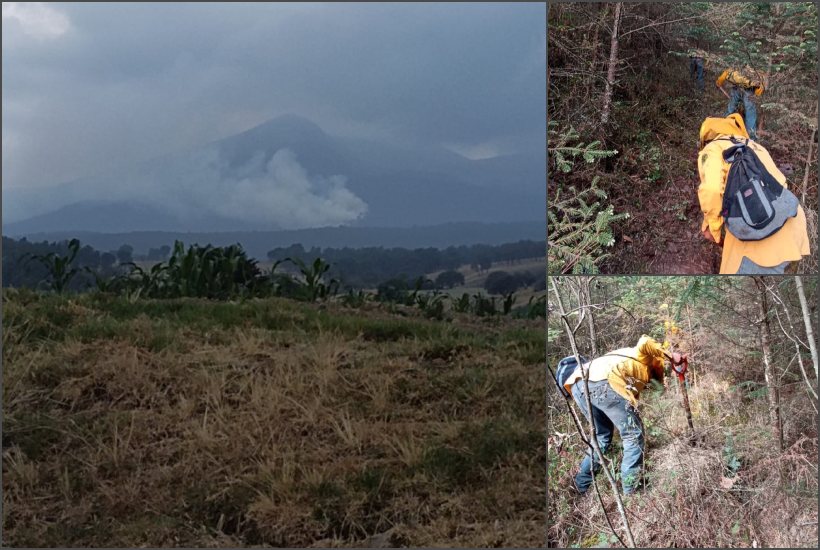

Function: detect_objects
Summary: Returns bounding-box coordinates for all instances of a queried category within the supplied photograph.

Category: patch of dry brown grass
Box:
[2,289,544,547]
[548,372,818,548]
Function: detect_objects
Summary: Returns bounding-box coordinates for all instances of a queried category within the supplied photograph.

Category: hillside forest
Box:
[548,276,818,547]
[548,2,818,274]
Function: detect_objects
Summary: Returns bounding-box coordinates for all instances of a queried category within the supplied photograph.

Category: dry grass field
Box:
[2,289,544,547]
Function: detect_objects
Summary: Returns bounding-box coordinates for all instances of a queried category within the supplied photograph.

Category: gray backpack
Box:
[721,138,799,241]
[554,355,587,398]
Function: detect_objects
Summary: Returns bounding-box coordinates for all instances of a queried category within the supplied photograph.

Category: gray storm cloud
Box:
[3,2,545,196]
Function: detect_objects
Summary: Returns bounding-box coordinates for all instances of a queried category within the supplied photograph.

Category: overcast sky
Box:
[2,2,546,191]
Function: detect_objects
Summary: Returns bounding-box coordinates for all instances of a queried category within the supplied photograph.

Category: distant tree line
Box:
[266,240,543,288]
[2,236,545,320]
[3,236,127,291]
[3,236,544,294]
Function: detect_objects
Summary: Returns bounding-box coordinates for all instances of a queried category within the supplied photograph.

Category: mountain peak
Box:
[238,114,327,142]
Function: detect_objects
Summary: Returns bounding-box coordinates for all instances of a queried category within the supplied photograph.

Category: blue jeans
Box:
[689,57,704,92]
[726,87,757,140]
[571,380,645,494]
[736,257,792,274]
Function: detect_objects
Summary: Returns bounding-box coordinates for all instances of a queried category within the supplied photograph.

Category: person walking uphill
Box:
[688,49,706,93]
[698,113,810,274]
[716,67,764,140]
[562,335,686,495]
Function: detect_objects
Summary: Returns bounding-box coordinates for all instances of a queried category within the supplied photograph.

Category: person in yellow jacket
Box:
[563,335,685,495]
[716,68,764,139]
[698,113,810,274]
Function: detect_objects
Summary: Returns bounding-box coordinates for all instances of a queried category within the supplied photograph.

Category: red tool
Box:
[671,355,695,443]
[671,355,689,383]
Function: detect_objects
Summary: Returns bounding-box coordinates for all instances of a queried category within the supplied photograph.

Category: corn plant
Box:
[85,267,127,293]
[453,293,472,313]
[24,238,82,293]
[415,290,448,320]
[502,292,517,315]
[284,257,339,302]
[472,293,497,317]
[122,262,170,296]
[166,241,266,299]
[115,241,268,299]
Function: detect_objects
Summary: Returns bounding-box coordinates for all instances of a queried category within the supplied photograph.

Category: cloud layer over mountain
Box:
[3,2,546,207]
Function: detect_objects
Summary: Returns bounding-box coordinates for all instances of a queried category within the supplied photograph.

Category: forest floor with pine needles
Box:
[596,61,817,275]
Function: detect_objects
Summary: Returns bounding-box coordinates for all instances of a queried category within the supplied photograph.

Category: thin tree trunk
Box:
[801,102,818,204]
[583,279,599,356]
[756,278,784,452]
[600,2,623,126]
[665,315,695,441]
[766,284,818,403]
[794,276,818,380]
[679,369,696,443]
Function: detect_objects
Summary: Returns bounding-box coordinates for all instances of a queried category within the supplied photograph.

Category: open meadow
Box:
[3,289,544,547]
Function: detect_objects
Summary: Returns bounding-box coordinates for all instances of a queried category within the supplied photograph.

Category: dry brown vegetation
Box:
[3,289,543,547]
[548,276,818,548]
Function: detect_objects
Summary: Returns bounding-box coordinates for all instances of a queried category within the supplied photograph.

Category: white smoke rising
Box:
[180,148,368,229]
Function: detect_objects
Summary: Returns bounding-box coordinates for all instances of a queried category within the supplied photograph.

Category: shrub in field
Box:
[376,276,430,306]
[434,269,465,289]
[471,293,497,317]
[340,288,371,308]
[453,292,471,314]
[502,292,517,315]
[484,270,520,295]
[376,278,412,304]
[524,295,547,319]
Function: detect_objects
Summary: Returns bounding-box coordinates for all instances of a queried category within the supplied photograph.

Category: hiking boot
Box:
[557,472,588,497]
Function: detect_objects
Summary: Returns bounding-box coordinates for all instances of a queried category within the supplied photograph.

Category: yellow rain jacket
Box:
[716,68,764,95]
[563,335,666,407]
[698,114,810,274]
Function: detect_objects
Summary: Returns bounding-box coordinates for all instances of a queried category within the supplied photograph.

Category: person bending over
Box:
[562,335,685,495]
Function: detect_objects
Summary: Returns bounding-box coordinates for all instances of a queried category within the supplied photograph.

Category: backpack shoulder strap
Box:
[592,352,652,368]
[745,144,786,191]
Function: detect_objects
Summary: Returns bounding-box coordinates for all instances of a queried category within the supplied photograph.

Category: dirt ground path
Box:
[608,93,729,274]
[641,176,722,274]
[609,161,722,275]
